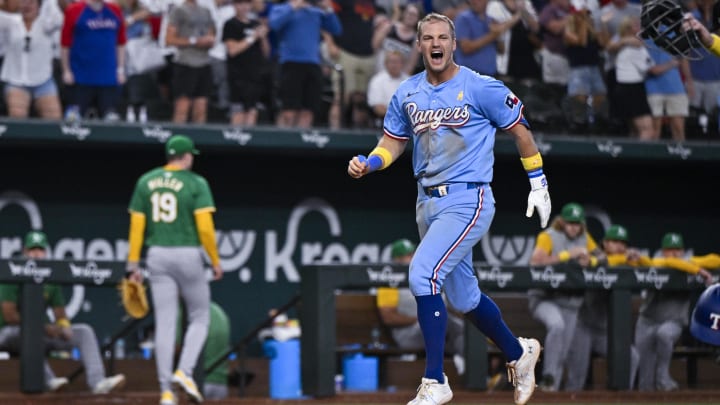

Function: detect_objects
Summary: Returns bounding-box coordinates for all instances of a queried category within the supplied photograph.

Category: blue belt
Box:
[423,182,483,198]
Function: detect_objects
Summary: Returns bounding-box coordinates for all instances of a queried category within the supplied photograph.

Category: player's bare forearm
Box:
[507,124,539,157]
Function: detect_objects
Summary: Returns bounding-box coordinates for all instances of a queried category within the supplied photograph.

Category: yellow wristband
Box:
[708,34,720,56]
[558,250,570,262]
[520,152,543,171]
[369,146,393,170]
[56,318,71,328]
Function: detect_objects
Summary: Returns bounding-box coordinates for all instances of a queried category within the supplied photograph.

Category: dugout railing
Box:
[0,259,715,395]
[300,262,716,397]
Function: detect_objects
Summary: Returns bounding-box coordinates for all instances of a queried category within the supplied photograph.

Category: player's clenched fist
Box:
[348,155,370,178]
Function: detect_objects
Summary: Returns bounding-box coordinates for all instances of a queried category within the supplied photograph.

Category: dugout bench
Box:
[300,262,713,397]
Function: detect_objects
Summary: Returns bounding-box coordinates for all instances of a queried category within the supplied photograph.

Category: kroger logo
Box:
[366,265,406,288]
[476,266,514,288]
[300,131,330,148]
[582,267,619,289]
[60,124,91,140]
[142,126,172,142]
[8,260,52,283]
[634,268,670,289]
[69,261,113,285]
[529,266,567,288]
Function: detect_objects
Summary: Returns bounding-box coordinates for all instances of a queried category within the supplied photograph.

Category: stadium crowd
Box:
[2,0,720,135]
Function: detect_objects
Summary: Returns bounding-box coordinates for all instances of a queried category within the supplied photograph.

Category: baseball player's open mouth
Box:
[430,50,443,61]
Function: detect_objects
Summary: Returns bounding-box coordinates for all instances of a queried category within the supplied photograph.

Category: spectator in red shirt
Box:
[61,0,127,120]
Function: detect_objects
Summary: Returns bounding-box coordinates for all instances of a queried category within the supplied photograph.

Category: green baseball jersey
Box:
[177,302,231,384]
[0,283,65,328]
[129,166,215,246]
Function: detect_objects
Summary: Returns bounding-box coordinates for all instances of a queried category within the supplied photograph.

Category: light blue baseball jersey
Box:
[383,66,526,188]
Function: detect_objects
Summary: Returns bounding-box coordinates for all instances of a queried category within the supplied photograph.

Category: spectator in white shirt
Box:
[0,0,63,119]
[614,15,666,139]
[366,49,408,127]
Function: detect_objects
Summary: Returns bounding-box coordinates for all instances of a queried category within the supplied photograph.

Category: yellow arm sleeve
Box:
[651,257,701,274]
[585,233,599,252]
[607,254,628,267]
[535,232,553,255]
[376,287,399,308]
[127,211,146,262]
[691,254,720,269]
[195,210,220,267]
[707,34,720,57]
[628,255,654,267]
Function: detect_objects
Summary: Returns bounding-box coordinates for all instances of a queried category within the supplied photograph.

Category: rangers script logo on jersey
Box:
[406,102,470,133]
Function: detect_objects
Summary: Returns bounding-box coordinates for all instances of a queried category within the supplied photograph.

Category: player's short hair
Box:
[417,12,455,40]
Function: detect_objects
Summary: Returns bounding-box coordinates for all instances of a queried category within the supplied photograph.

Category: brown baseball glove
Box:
[118,278,149,319]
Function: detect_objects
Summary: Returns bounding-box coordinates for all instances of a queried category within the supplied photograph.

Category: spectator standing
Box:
[528,202,604,391]
[487,0,542,82]
[454,0,518,77]
[0,0,63,119]
[644,40,693,141]
[208,0,235,113]
[564,224,640,391]
[0,231,126,394]
[596,0,641,131]
[562,3,607,129]
[165,0,216,123]
[269,0,341,128]
[635,232,716,392]
[120,0,156,123]
[367,49,409,125]
[325,0,377,129]
[538,0,570,86]
[372,3,422,75]
[223,0,270,126]
[60,0,127,121]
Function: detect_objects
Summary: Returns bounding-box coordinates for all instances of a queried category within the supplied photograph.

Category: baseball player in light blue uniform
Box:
[347,13,551,405]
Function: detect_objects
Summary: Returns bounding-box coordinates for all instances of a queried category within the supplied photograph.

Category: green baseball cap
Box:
[604,225,629,242]
[561,202,585,223]
[661,232,684,249]
[391,239,416,259]
[24,231,49,250]
[166,135,199,157]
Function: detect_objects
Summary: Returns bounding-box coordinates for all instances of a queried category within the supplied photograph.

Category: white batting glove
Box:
[526,172,551,228]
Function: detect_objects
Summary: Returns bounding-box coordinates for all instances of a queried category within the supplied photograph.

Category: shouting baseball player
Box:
[126,135,223,405]
[347,12,551,405]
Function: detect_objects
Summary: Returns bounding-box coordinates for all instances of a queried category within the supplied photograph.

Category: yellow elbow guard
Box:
[708,34,720,57]
[521,152,543,172]
[369,147,393,170]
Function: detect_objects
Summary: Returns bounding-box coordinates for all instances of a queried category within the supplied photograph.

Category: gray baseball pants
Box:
[0,323,107,389]
[147,246,210,392]
[634,315,682,391]
[531,300,579,391]
[564,320,639,391]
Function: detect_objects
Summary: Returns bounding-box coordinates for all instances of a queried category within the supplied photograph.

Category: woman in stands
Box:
[0,0,64,119]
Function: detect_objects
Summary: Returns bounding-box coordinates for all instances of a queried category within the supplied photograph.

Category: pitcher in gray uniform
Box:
[528,202,604,391]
